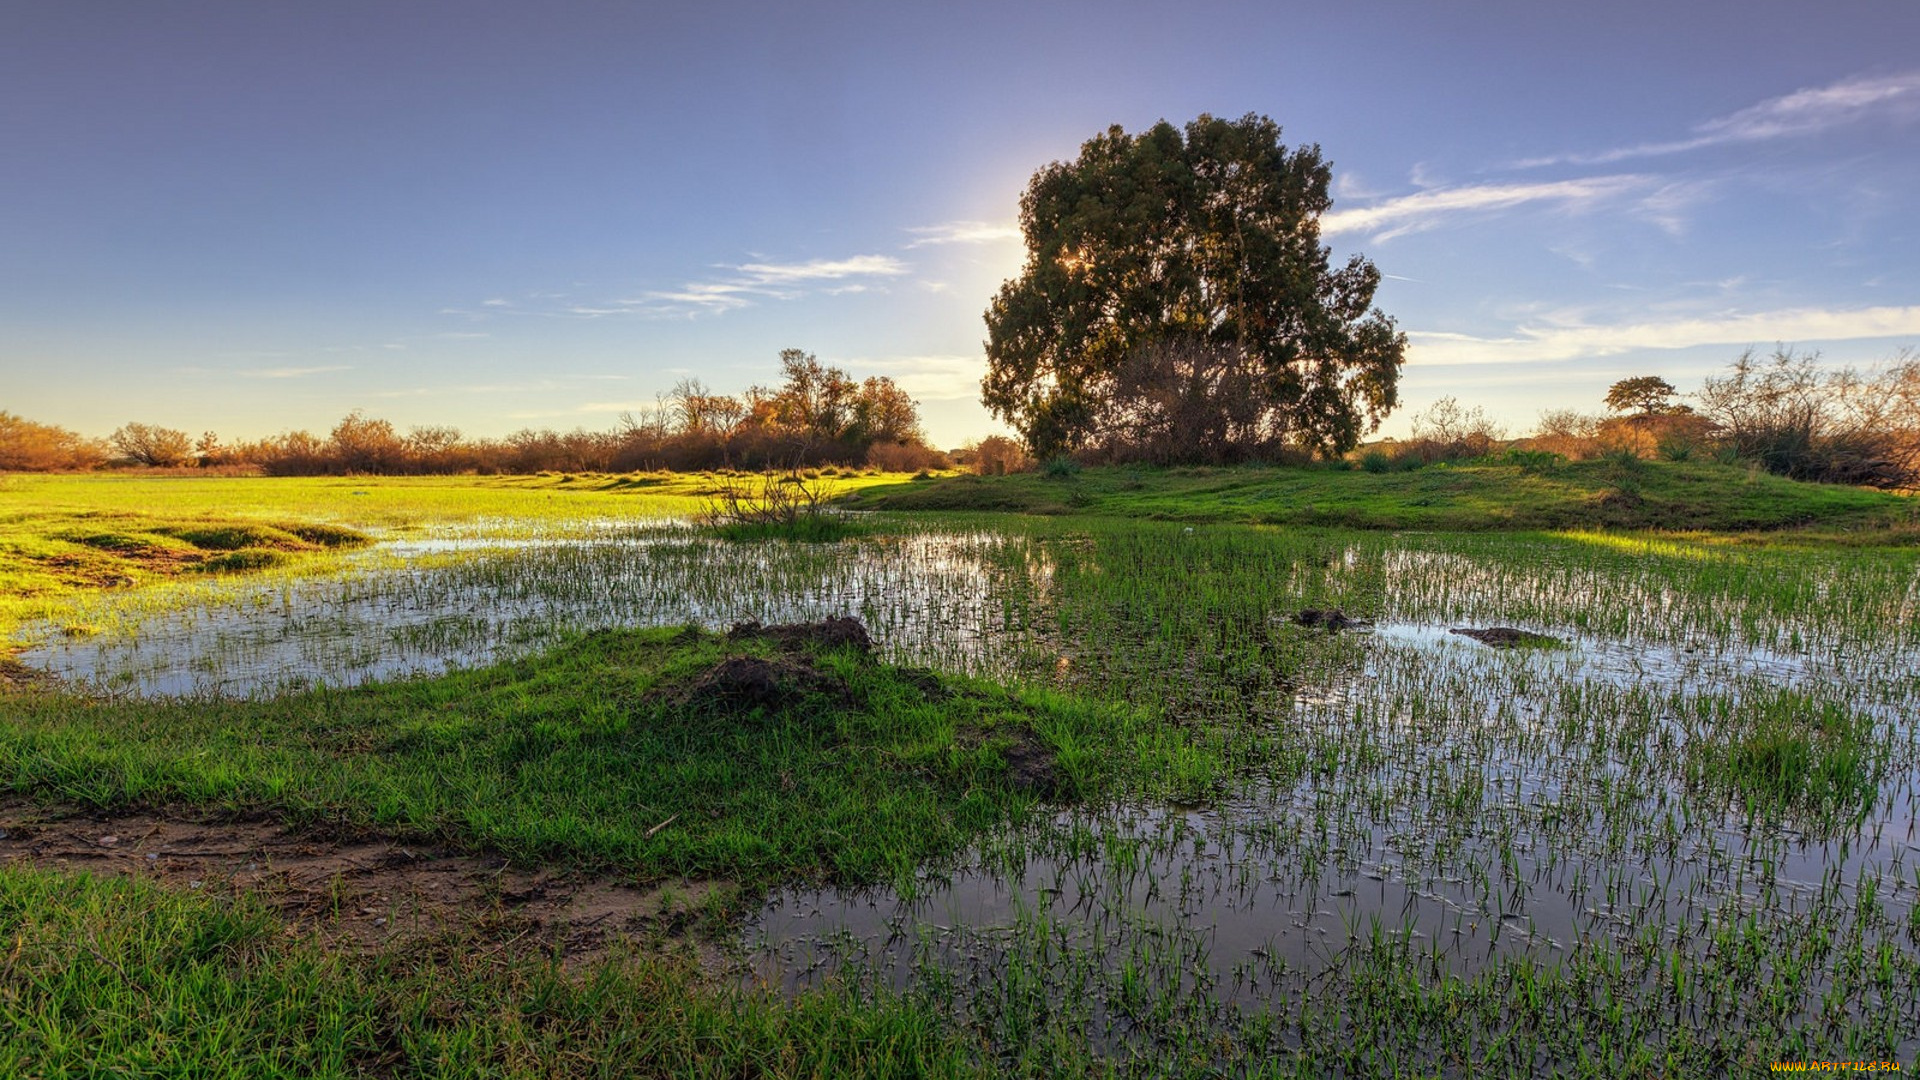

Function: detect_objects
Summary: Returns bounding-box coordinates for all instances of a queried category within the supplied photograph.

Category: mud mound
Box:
[0,658,58,692]
[1000,736,1062,798]
[1293,608,1365,632]
[728,616,873,655]
[681,654,849,711]
[1449,626,1563,648]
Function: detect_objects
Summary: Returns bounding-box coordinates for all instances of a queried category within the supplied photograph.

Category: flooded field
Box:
[13,515,1920,1068]
[18,521,1049,696]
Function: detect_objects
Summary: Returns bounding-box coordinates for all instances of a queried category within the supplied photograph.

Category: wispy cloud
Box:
[846,354,986,401]
[1407,304,1920,366]
[634,255,908,315]
[471,254,913,320]
[904,221,1022,248]
[237,364,352,379]
[572,400,662,415]
[373,375,632,399]
[1518,70,1920,168]
[734,255,909,283]
[1322,176,1653,241]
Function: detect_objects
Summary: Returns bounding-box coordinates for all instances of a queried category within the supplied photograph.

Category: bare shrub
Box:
[1399,397,1505,464]
[328,411,408,474]
[1525,409,1602,459]
[1698,347,1920,489]
[109,422,194,467]
[866,441,948,473]
[0,412,105,471]
[701,469,856,541]
[965,435,1032,475]
[250,430,330,476]
[704,471,828,527]
[1593,412,1714,460]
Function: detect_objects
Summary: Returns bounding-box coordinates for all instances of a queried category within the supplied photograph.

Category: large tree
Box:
[1603,375,1681,418]
[982,113,1405,460]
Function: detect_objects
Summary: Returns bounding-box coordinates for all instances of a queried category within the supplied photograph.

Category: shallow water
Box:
[746,610,1920,1056]
[16,517,1920,1061]
[19,524,1050,697]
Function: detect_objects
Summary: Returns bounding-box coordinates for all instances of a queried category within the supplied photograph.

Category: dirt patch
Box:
[727,616,873,655]
[1449,626,1563,648]
[892,665,952,701]
[39,553,138,589]
[678,654,850,712]
[0,657,60,693]
[0,801,726,968]
[955,727,1062,798]
[669,617,877,714]
[1293,608,1365,632]
[1000,735,1063,798]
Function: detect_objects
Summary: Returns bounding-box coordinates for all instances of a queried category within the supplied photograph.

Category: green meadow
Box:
[1,466,1916,1077]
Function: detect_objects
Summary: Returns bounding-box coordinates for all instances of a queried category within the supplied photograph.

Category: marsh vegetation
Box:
[1,469,1916,1076]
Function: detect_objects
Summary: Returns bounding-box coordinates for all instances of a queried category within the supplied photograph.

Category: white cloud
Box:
[734,255,909,283]
[846,354,987,401]
[372,377,620,400]
[1322,176,1653,241]
[1407,304,1920,366]
[903,221,1022,248]
[1629,180,1717,236]
[1518,70,1920,167]
[490,254,914,320]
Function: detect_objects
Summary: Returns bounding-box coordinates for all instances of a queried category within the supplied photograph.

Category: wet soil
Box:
[1293,608,1365,632]
[0,800,724,968]
[998,735,1063,798]
[670,618,877,713]
[0,656,66,693]
[1449,626,1564,648]
[679,654,851,711]
[727,615,874,654]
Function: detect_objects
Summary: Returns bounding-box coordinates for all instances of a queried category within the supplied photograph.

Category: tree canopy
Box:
[1603,376,1681,418]
[981,113,1405,460]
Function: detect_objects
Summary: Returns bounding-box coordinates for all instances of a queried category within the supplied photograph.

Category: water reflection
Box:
[19,526,1051,697]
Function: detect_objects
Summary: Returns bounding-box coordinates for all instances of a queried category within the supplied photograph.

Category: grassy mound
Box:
[843,459,1916,537]
[0,623,1207,887]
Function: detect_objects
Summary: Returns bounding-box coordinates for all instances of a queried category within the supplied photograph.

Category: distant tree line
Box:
[0,350,952,476]
[1367,347,1920,491]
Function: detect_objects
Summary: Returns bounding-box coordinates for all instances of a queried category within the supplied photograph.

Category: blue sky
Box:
[5,1,1917,448]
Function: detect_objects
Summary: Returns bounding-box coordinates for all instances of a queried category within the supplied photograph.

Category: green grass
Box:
[0,624,1207,887]
[1685,692,1884,824]
[3,470,1918,1074]
[843,459,1918,537]
[710,514,870,543]
[0,470,913,648]
[0,863,992,1079]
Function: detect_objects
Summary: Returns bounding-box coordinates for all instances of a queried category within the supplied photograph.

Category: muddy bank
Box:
[1449,626,1563,648]
[0,800,725,967]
